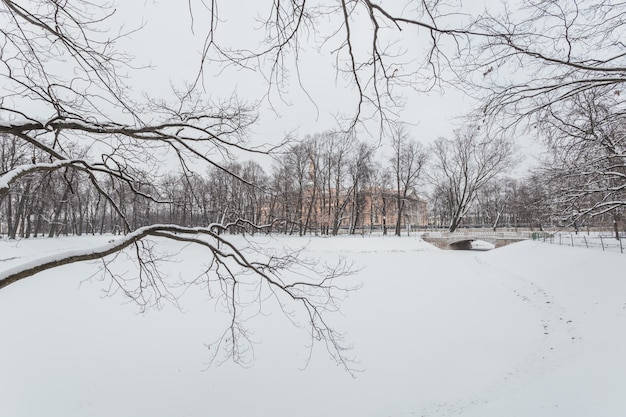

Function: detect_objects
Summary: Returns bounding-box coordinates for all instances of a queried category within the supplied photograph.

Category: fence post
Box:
[559,233,562,246]
[570,234,574,247]
[620,235,624,254]
[584,236,588,248]
[600,235,605,251]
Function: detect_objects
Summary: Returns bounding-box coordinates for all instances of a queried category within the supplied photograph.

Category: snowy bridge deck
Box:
[421,231,531,250]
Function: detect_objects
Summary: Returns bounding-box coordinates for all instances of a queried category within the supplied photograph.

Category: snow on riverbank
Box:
[0,235,624,416]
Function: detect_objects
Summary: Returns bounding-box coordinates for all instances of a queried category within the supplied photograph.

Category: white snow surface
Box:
[1,235,625,416]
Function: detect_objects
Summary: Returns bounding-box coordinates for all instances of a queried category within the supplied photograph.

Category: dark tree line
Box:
[7,120,620,240]
[1,130,431,238]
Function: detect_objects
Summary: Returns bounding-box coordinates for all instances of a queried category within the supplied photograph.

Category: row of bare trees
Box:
[536,91,626,238]
[8,117,621,240]
[431,173,555,232]
[269,128,430,236]
[0,127,431,238]
[3,122,533,238]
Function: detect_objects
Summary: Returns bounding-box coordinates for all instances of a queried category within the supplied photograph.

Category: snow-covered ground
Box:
[1,235,625,417]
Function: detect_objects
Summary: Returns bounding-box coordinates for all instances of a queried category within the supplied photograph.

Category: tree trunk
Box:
[6,194,14,239]
[395,195,404,236]
[12,180,33,238]
[48,185,71,238]
[303,181,317,236]
[382,196,387,236]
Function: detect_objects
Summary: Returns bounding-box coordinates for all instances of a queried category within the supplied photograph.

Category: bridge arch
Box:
[448,239,475,250]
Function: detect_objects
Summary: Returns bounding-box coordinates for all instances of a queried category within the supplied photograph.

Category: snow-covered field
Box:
[1,235,625,417]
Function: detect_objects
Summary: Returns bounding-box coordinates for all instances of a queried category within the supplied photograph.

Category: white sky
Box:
[79,0,539,174]
[0,0,541,174]
[118,2,483,143]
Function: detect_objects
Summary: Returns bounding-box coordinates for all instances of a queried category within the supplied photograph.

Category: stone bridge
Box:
[421,231,531,250]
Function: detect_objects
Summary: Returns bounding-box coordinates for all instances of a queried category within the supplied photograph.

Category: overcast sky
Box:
[119,4,461,128]
[112,0,539,170]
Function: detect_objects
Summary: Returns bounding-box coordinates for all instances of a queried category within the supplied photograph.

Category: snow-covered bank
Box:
[0,236,624,416]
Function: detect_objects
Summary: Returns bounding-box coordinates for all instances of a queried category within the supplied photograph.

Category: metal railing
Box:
[532,232,624,254]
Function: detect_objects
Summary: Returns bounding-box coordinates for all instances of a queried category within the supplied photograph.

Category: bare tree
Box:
[469,1,626,125]
[347,141,374,234]
[474,177,510,231]
[284,142,312,236]
[472,2,626,233]
[317,131,354,236]
[538,91,626,237]
[180,0,626,140]
[390,126,428,236]
[509,174,554,231]
[429,126,517,233]
[0,0,356,370]
[195,1,484,130]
